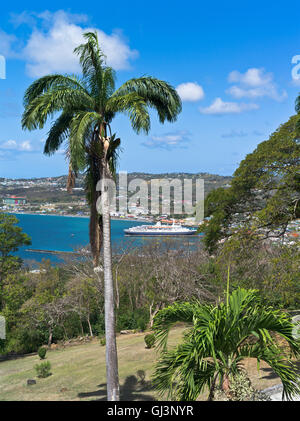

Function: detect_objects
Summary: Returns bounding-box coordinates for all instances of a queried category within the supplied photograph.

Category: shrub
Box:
[144,333,155,349]
[116,309,149,332]
[99,336,106,346]
[5,328,46,354]
[37,346,47,360]
[34,361,51,378]
[137,317,147,332]
[116,313,136,331]
[94,315,105,336]
[213,371,271,401]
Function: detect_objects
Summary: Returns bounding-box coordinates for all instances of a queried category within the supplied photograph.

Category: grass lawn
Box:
[0,327,283,401]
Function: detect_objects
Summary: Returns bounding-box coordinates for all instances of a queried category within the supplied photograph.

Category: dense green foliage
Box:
[0,214,31,310]
[152,289,300,401]
[99,336,106,346]
[37,346,47,360]
[213,235,300,308]
[1,238,299,356]
[202,114,300,252]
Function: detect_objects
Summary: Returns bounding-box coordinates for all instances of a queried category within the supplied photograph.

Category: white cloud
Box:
[227,68,287,101]
[142,130,191,149]
[20,140,33,151]
[228,68,272,87]
[0,30,17,57]
[0,140,18,149]
[5,11,138,77]
[0,139,34,152]
[200,98,259,115]
[176,82,204,102]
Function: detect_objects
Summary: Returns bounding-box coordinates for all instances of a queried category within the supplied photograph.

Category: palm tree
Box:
[152,288,300,401]
[22,31,182,401]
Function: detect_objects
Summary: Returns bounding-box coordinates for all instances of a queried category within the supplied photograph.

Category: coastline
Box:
[4,210,154,223]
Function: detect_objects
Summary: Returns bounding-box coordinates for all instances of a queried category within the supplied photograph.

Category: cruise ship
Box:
[124,221,197,236]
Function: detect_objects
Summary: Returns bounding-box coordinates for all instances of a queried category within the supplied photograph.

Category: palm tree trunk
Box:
[101,155,120,401]
[90,195,102,267]
[208,373,218,401]
[89,151,103,267]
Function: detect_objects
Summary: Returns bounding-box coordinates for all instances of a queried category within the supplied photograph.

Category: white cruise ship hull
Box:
[124,228,197,236]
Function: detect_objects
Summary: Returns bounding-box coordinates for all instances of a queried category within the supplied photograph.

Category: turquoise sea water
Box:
[13,213,202,264]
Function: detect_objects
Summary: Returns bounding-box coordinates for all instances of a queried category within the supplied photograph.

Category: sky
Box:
[0,0,300,178]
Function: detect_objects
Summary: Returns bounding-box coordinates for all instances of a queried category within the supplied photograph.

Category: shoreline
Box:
[3,210,154,223]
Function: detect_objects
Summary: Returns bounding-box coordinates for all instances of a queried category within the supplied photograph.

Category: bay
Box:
[12,213,201,264]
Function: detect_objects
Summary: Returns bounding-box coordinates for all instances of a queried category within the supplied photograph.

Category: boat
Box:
[124,220,197,236]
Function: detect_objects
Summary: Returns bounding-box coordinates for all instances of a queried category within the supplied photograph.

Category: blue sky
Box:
[0,0,300,178]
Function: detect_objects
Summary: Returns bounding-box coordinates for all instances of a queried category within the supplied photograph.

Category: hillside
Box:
[0,172,232,205]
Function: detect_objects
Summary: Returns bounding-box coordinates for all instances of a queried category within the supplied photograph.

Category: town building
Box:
[2,196,27,206]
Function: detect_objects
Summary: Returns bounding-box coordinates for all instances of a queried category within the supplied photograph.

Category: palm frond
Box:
[106,92,150,134]
[69,111,101,171]
[152,341,217,400]
[22,88,94,131]
[152,289,300,401]
[74,31,108,106]
[23,74,89,107]
[153,301,199,349]
[238,343,300,401]
[112,77,182,123]
[106,134,121,179]
[44,112,74,155]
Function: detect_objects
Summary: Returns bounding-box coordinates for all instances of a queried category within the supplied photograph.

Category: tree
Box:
[22,31,182,401]
[20,263,69,347]
[0,214,31,309]
[214,234,300,308]
[116,241,215,327]
[202,114,300,253]
[152,288,300,401]
[66,276,102,337]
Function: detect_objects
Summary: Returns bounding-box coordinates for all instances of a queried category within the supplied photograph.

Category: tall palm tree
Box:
[22,31,182,401]
[152,288,300,401]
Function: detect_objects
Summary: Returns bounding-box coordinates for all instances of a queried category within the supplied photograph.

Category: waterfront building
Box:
[2,196,27,206]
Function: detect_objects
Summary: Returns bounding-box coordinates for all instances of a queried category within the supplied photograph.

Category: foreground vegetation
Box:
[0,328,179,401]
[0,215,299,357]
[152,289,300,400]
[0,327,291,401]
[1,97,300,398]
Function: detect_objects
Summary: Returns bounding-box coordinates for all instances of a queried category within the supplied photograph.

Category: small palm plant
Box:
[152,288,300,401]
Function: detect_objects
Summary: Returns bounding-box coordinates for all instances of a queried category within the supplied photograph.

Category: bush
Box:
[137,317,147,332]
[5,328,46,354]
[213,371,271,401]
[94,315,105,336]
[116,309,150,332]
[34,361,51,378]
[116,313,136,331]
[99,336,106,346]
[37,346,47,360]
[144,333,155,349]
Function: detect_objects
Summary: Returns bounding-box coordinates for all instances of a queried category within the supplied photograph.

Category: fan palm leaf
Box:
[152,288,300,401]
